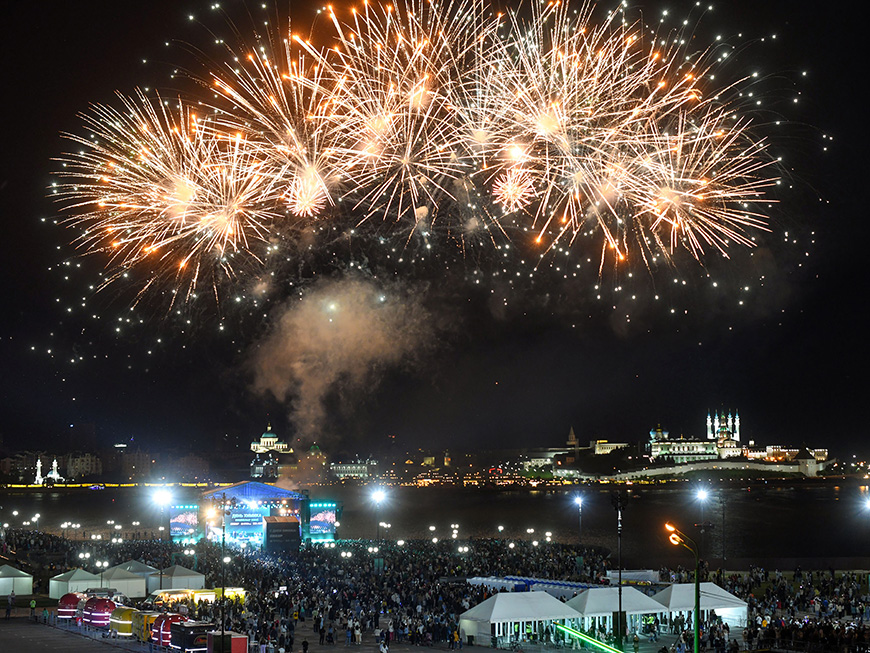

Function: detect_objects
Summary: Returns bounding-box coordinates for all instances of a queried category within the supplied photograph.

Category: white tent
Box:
[0,564,33,596]
[112,559,159,580]
[652,583,748,627]
[567,587,665,616]
[460,591,579,647]
[99,567,147,598]
[148,565,205,592]
[49,568,100,599]
[566,586,665,636]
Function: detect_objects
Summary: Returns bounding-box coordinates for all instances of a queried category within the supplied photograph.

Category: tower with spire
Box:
[706,409,740,443]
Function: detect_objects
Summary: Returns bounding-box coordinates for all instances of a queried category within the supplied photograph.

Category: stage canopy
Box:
[0,564,33,596]
[49,568,100,599]
[652,582,748,627]
[567,586,665,616]
[460,591,579,646]
[201,481,306,504]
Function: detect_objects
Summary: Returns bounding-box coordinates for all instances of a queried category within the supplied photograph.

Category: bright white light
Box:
[697,489,710,501]
[154,489,172,506]
[574,497,583,507]
[372,489,386,504]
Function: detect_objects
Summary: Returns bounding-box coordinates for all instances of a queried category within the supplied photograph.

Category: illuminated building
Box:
[249,425,297,480]
[648,425,719,464]
[330,458,378,480]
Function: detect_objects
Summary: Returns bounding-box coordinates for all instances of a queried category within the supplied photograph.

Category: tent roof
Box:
[652,583,748,612]
[201,481,306,503]
[566,587,664,616]
[0,564,32,579]
[100,567,142,581]
[461,591,579,624]
[112,560,159,574]
[160,565,204,578]
[51,568,100,582]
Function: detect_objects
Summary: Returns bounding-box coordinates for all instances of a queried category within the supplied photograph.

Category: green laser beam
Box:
[555,623,623,653]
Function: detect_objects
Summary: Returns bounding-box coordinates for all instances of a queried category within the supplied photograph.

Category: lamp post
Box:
[574,497,583,546]
[372,489,386,543]
[96,560,109,588]
[153,489,172,542]
[665,523,700,653]
[611,492,628,650]
[695,488,709,558]
[153,489,172,590]
[207,493,237,652]
[372,489,386,574]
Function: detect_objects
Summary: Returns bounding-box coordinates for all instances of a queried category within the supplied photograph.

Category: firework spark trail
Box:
[55,91,284,300]
[55,0,782,300]
[211,39,338,219]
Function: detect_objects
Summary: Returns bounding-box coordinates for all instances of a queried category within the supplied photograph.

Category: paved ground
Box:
[0,616,130,652]
[1,615,735,653]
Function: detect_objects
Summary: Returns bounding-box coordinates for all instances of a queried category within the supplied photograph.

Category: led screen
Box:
[309,508,336,536]
[169,508,199,540]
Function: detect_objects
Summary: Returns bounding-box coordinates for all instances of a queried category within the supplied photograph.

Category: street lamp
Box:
[611,492,628,651]
[695,488,710,557]
[96,560,109,588]
[574,496,583,545]
[665,523,700,653]
[207,494,237,652]
[153,489,172,541]
[372,489,386,540]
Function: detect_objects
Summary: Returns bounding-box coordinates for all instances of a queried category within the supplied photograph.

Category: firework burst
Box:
[55,91,284,300]
[54,0,784,303]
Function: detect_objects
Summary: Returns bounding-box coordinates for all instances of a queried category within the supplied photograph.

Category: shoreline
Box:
[0,474,863,493]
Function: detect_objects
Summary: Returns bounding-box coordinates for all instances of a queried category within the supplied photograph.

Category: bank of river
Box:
[2,480,868,567]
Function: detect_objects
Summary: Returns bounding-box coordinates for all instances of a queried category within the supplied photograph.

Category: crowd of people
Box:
[6,525,870,652]
[3,527,614,650]
[657,563,870,652]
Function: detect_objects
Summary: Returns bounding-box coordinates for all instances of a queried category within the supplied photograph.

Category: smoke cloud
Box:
[250,276,442,441]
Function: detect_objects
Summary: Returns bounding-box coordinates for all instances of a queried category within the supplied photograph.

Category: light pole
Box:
[372,489,386,574]
[372,489,386,543]
[207,493,237,653]
[665,523,700,653]
[695,488,709,558]
[574,497,583,545]
[611,492,628,651]
[153,489,172,590]
[153,489,172,542]
[96,560,109,588]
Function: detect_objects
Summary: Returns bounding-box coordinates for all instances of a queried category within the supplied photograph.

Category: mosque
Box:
[649,410,742,463]
[648,409,828,468]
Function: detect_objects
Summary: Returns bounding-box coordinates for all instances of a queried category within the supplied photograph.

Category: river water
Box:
[2,481,868,567]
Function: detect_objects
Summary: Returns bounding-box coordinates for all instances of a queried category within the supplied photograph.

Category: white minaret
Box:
[713,412,720,436]
[706,412,713,439]
[727,412,734,435]
[34,459,43,485]
[48,458,62,482]
[734,412,740,442]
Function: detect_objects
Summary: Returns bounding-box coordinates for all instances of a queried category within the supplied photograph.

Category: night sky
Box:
[0,0,865,458]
